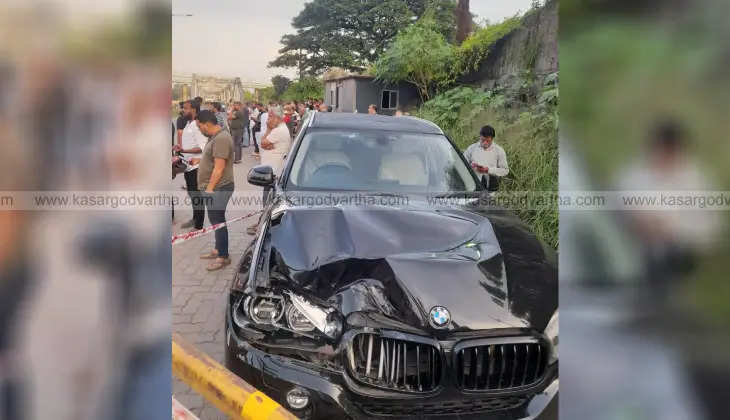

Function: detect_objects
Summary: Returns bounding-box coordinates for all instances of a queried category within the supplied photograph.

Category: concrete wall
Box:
[325,78,358,112]
[325,78,420,115]
[354,79,420,115]
[461,0,558,89]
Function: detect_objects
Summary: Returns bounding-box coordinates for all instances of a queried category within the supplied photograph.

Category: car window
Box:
[287,129,477,192]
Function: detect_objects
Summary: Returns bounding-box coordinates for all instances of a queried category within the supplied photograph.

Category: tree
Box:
[269,0,456,75]
[256,86,276,104]
[374,18,454,101]
[455,0,471,44]
[281,77,325,102]
[243,90,256,103]
[271,75,292,99]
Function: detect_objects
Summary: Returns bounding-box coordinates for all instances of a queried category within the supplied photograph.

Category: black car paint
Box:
[238,200,556,333]
[225,114,557,419]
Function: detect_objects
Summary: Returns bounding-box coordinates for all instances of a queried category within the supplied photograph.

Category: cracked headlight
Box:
[249,295,285,324]
[285,304,316,332]
[287,293,342,339]
[545,310,558,364]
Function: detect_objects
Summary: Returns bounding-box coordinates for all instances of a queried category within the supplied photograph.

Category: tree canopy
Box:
[269,0,456,75]
[281,77,325,102]
[374,18,454,101]
[271,75,292,99]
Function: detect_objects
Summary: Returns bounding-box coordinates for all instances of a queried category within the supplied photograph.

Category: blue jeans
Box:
[242,126,250,147]
[204,183,234,258]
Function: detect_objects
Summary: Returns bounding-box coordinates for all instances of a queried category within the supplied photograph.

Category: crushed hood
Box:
[266,204,557,333]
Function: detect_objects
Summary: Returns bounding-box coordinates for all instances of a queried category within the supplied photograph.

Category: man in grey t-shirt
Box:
[196,110,235,271]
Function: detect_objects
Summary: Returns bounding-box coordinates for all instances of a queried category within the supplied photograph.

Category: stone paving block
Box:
[172,152,262,419]
[173,322,204,334]
[192,331,216,344]
[172,314,193,325]
[199,406,227,420]
[175,391,204,412]
[173,292,193,306]
[191,302,215,324]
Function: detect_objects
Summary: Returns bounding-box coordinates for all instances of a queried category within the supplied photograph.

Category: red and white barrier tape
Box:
[172,396,200,420]
[171,210,261,245]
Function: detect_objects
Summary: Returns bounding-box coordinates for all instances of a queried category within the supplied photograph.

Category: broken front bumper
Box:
[224,310,558,420]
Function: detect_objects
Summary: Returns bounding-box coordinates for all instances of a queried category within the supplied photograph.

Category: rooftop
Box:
[323,74,376,82]
[309,112,443,135]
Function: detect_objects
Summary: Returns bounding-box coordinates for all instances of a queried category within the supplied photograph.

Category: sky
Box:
[173,0,537,84]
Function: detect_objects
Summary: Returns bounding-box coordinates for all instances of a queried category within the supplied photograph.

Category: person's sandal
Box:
[246,224,258,235]
[200,250,218,259]
[206,257,231,271]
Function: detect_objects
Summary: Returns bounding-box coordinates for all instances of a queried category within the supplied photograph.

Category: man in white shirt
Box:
[173,100,208,229]
[246,107,292,235]
[463,125,509,190]
[250,104,261,155]
[260,107,291,176]
[618,120,720,288]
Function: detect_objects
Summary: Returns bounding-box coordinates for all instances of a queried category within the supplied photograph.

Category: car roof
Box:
[309,112,443,135]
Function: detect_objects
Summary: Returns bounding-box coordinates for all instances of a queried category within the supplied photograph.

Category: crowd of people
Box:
[171,96,511,270]
[171,97,328,271]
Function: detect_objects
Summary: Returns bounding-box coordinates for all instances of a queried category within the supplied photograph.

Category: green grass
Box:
[416,83,559,249]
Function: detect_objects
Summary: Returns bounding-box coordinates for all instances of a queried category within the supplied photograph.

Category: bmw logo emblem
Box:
[429,306,451,329]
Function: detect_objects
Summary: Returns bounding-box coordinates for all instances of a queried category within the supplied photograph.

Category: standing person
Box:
[174,100,208,230]
[250,103,261,156]
[212,102,229,131]
[368,104,378,115]
[247,107,291,235]
[463,125,509,190]
[283,104,296,137]
[175,101,187,147]
[228,101,245,164]
[296,102,307,119]
[241,101,250,148]
[295,102,308,135]
[259,104,269,145]
[618,119,719,295]
[196,110,235,271]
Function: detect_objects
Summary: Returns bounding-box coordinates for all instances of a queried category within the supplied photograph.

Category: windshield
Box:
[286,129,478,193]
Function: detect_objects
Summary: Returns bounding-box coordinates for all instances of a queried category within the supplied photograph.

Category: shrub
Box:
[416,78,558,249]
[374,19,455,101]
[452,16,522,78]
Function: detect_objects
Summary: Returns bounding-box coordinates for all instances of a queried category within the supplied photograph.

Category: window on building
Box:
[381,90,398,109]
[330,90,334,105]
[335,86,340,108]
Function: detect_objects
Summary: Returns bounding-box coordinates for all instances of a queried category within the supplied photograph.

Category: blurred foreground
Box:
[560,0,730,419]
[0,2,171,419]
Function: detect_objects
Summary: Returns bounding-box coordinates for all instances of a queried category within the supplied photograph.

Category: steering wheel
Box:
[308,163,353,188]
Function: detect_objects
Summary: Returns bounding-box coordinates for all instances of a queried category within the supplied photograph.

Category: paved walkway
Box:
[172,145,260,419]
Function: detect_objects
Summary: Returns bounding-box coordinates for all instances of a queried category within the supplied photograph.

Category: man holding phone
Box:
[463,125,509,190]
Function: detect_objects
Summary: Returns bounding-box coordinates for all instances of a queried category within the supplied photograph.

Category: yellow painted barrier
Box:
[172,333,298,420]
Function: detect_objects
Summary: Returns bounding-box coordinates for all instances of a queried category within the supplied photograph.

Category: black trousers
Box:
[183,169,205,229]
[252,129,260,153]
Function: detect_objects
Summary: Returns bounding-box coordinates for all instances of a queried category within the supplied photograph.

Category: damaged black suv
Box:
[225,113,558,419]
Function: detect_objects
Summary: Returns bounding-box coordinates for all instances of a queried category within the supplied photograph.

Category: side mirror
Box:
[248,165,274,187]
